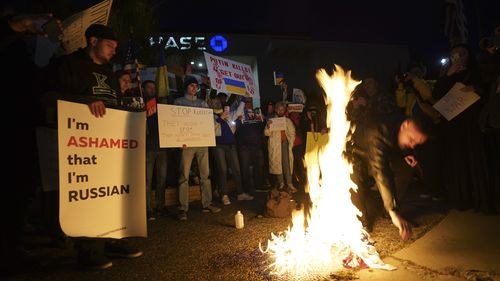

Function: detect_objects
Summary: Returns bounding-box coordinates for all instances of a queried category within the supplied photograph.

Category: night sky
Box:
[156,0,498,72]
[4,0,499,75]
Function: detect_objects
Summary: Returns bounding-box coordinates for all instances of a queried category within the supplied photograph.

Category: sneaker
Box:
[147,211,156,221]
[78,252,113,270]
[202,204,221,213]
[222,195,231,205]
[177,210,188,220]
[237,193,254,201]
[104,240,143,259]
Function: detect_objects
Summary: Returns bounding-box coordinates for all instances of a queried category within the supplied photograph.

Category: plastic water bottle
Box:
[235,210,244,229]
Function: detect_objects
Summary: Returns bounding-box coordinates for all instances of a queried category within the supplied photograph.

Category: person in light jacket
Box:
[264,101,296,193]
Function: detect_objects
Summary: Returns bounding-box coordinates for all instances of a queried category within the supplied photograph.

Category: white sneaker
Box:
[237,193,254,201]
[222,195,231,205]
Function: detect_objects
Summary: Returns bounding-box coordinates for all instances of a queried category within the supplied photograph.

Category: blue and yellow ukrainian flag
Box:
[223,78,246,95]
[156,46,169,102]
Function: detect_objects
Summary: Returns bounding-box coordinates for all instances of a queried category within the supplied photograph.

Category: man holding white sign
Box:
[42,24,143,270]
[173,76,220,220]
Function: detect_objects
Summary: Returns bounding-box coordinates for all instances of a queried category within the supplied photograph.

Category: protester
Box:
[264,101,296,193]
[210,95,253,205]
[346,115,429,240]
[235,100,267,195]
[143,80,168,220]
[174,75,221,220]
[41,23,143,270]
[432,44,498,214]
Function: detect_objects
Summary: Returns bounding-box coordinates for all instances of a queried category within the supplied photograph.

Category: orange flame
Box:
[262,65,395,279]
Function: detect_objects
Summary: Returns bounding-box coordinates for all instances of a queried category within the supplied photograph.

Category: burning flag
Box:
[262,65,395,279]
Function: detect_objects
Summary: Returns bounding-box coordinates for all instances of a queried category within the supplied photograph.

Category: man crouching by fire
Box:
[346,114,429,240]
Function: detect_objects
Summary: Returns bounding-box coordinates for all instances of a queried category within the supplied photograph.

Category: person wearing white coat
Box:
[264,101,296,192]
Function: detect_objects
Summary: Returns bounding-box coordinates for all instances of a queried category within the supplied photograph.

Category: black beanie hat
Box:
[183,76,199,90]
[85,24,117,41]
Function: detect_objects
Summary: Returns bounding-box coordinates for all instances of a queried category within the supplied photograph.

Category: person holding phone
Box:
[432,44,498,214]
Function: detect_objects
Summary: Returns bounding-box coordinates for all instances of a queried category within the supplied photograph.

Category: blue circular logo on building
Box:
[210,35,228,52]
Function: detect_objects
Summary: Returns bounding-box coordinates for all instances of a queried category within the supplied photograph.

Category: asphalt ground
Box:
[5,185,453,281]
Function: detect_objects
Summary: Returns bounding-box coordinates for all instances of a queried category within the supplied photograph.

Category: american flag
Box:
[123,29,142,98]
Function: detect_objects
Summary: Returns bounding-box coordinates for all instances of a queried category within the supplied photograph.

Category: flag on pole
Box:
[123,28,142,98]
[156,45,169,102]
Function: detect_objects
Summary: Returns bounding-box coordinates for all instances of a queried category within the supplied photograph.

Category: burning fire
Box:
[262,65,395,279]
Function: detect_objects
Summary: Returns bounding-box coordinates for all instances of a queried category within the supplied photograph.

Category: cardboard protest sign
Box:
[204,52,259,98]
[157,104,215,148]
[287,103,304,113]
[269,117,286,131]
[433,82,480,121]
[58,100,146,239]
[35,0,113,66]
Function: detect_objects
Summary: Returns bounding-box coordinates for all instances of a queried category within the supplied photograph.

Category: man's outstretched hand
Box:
[389,210,412,241]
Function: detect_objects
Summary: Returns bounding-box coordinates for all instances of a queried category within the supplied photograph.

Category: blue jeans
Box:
[237,144,263,194]
[178,147,212,211]
[146,149,168,212]
[212,144,243,195]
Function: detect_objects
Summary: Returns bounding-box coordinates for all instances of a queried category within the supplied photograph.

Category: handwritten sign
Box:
[157,104,215,147]
[204,52,259,98]
[57,100,146,239]
[433,82,480,121]
[269,117,286,131]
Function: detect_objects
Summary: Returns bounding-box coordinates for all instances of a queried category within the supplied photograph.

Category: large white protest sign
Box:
[433,82,480,121]
[269,117,286,131]
[204,52,259,98]
[58,100,146,239]
[157,104,215,148]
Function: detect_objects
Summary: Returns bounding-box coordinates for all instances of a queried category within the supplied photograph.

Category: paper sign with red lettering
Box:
[204,52,259,98]
[57,100,146,239]
[157,104,216,148]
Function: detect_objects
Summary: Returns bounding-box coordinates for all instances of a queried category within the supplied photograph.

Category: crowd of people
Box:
[1,9,499,276]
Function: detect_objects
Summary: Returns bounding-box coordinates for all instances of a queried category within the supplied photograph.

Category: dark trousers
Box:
[350,154,414,224]
[292,144,306,192]
[213,144,243,195]
[238,144,264,194]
